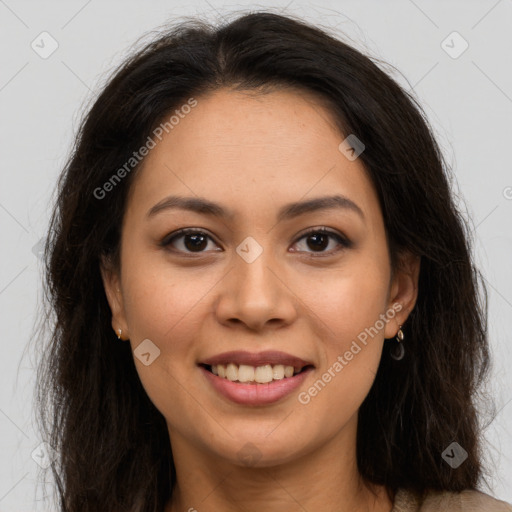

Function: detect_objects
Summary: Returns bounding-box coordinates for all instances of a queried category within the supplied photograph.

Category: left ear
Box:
[384,250,421,339]
[99,254,129,340]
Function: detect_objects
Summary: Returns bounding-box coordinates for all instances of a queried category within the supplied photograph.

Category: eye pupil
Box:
[307,233,329,251]
[185,234,207,251]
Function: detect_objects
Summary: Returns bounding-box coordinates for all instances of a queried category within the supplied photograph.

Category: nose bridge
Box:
[232,238,279,304]
[214,236,296,329]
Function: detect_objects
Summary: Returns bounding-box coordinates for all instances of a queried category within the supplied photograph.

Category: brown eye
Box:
[183,233,208,251]
[305,232,330,251]
[291,228,351,255]
[161,229,220,254]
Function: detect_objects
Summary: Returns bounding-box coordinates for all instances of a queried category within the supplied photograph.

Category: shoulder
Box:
[393,488,512,512]
[422,489,512,511]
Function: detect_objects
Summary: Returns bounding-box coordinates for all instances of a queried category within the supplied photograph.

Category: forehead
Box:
[127,87,382,231]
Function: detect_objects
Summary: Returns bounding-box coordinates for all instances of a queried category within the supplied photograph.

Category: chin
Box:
[211,430,312,469]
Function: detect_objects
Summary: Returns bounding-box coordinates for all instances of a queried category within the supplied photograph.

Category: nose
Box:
[213,247,298,332]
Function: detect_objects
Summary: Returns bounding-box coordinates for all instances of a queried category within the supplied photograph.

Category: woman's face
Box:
[102,87,419,467]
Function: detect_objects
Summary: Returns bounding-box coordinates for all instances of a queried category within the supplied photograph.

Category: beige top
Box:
[391,488,512,511]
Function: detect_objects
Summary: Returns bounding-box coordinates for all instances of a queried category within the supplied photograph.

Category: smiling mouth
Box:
[200,363,314,384]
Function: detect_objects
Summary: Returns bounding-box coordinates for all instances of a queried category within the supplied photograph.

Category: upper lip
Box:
[200,350,314,369]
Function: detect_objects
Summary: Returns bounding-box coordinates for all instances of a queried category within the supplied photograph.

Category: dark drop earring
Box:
[390,325,405,361]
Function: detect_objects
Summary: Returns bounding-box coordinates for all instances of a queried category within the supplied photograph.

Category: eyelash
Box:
[160,227,351,257]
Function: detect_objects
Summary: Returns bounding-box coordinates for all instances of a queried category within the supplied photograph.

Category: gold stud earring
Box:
[117,328,122,340]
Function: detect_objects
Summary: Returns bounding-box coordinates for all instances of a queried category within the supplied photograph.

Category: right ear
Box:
[99,254,129,340]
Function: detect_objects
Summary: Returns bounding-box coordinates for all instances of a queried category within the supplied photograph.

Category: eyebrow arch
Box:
[147,194,365,223]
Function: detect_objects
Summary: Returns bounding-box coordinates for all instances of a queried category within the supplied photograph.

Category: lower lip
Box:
[200,366,313,406]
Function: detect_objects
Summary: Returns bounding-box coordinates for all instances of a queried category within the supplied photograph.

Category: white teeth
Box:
[238,364,255,382]
[272,364,285,380]
[210,363,302,383]
[254,364,273,383]
[226,363,238,381]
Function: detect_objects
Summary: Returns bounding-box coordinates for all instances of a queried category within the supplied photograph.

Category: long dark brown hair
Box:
[33,10,493,512]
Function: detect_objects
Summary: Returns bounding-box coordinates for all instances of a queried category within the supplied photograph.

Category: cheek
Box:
[119,256,215,428]
[296,257,389,405]
[121,247,217,346]
[300,255,390,345]
[296,269,388,423]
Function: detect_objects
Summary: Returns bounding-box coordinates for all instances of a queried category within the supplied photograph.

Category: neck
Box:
[164,417,393,512]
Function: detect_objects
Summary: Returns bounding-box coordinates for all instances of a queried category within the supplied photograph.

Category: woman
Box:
[35,10,512,512]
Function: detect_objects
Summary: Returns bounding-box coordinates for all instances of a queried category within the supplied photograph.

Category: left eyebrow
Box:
[147,194,365,224]
[276,194,365,224]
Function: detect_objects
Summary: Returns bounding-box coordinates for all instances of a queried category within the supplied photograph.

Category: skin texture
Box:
[101,87,420,512]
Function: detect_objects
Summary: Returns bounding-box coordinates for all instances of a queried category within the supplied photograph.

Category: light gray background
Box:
[0,0,511,509]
